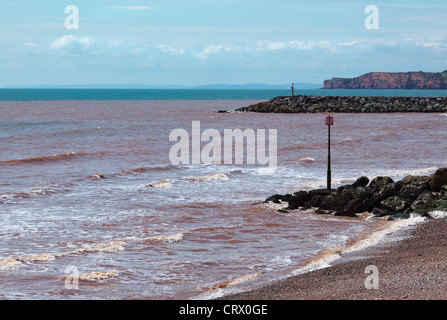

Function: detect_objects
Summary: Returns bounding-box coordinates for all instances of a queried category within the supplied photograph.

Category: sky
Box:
[0,0,447,87]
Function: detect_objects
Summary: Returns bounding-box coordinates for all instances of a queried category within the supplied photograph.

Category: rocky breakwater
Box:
[234,95,447,113]
[265,168,447,220]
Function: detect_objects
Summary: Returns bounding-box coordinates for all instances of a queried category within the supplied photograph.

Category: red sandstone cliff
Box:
[323,71,447,89]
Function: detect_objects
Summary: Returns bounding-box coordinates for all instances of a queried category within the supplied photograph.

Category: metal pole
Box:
[327,123,331,190]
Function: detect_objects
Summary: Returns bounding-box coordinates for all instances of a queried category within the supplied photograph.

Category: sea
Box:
[0,88,446,300]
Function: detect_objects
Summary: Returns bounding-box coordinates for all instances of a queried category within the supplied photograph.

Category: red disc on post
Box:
[325,115,334,126]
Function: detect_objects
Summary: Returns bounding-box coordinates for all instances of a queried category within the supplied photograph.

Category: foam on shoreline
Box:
[215,213,429,300]
[291,215,426,276]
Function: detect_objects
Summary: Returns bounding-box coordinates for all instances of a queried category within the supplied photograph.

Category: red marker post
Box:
[325,114,334,190]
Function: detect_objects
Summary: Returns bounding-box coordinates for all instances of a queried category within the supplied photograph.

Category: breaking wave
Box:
[297,157,314,164]
[0,152,87,166]
[0,234,183,272]
[145,180,172,188]
[141,233,184,243]
[77,270,119,281]
[182,173,229,181]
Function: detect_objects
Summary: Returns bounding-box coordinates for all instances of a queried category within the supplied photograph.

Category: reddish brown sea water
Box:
[0,99,445,299]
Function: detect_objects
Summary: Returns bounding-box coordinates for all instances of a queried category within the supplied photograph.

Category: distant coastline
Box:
[324,71,447,90]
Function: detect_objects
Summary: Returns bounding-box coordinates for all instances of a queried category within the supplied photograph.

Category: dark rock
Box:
[399,182,428,200]
[429,167,447,191]
[357,197,380,212]
[441,185,447,199]
[301,203,312,210]
[433,199,447,212]
[264,194,284,204]
[371,182,397,202]
[287,191,312,210]
[369,176,394,190]
[387,212,410,220]
[315,208,332,215]
[399,175,430,187]
[410,191,442,213]
[380,196,410,212]
[372,207,393,217]
[350,186,374,200]
[319,191,353,211]
[308,189,333,196]
[334,210,357,217]
[342,197,367,214]
[352,176,369,188]
[277,209,289,213]
[304,195,326,208]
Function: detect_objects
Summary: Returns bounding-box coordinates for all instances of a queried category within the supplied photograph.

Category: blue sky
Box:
[1,0,446,87]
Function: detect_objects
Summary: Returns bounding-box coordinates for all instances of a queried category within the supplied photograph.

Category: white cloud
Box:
[50,35,96,53]
[194,45,224,59]
[156,44,185,54]
[256,41,288,51]
[257,40,338,51]
[336,41,358,47]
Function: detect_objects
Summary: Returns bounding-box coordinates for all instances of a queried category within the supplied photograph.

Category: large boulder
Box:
[380,196,411,213]
[429,167,447,192]
[369,176,394,190]
[410,191,442,213]
[304,194,326,208]
[264,194,285,204]
[287,191,312,210]
[319,190,353,211]
[398,181,429,200]
[352,176,370,188]
[342,197,367,214]
[350,186,374,199]
[371,182,398,202]
[398,175,430,188]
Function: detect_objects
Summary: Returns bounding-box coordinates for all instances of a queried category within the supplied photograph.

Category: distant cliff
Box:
[323,71,447,89]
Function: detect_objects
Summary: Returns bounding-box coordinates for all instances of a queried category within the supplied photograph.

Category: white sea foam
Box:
[298,157,314,163]
[292,216,426,276]
[216,272,263,288]
[146,180,172,188]
[142,233,184,243]
[182,173,229,181]
[77,269,119,281]
[375,166,439,180]
[0,257,22,271]
[427,210,447,219]
[20,253,57,262]
[194,271,263,300]
[78,240,126,253]
[0,240,127,272]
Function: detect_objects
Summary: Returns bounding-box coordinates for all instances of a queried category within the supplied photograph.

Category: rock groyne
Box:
[234,95,447,113]
[265,168,447,220]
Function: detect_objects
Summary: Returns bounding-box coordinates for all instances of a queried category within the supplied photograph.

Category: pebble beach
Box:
[219,218,447,300]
